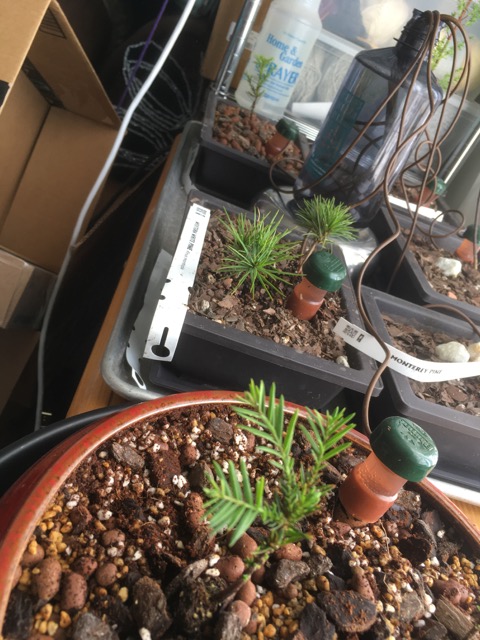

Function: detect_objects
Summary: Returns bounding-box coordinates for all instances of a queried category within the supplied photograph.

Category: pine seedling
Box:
[219,210,300,299]
[203,380,355,568]
[295,196,357,266]
[431,1,480,90]
[245,55,276,119]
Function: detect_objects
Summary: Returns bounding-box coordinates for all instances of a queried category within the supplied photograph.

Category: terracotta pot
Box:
[1,391,479,633]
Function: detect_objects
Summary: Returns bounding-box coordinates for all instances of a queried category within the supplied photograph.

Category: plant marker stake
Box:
[286,250,346,321]
[144,203,210,362]
[265,118,299,159]
[337,416,438,526]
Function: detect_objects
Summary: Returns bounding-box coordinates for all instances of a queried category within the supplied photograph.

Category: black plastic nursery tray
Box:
[101,124,382,410]
[362,285,480,492]
[367,205,480,325]
[190,90,297,209]
[145,189,382,410]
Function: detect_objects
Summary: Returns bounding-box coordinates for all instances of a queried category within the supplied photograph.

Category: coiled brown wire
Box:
[267,11,475,436]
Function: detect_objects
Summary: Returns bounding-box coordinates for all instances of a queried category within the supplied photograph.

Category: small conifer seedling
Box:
[219,210,300,299]
[295,196,357,266]
[203,380,355,570]
[244,55,276,119]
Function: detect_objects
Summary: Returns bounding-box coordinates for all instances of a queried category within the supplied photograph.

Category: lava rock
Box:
[299,602,336,640]
[213,610,243,640]
[318,589,378,633]
[111,442,145,470]
[188,461,212,490]
[72,612,119,640]
[173,575,225,635]
[2,589,34,640]
[399,591,425,623]
[268,559,310,590]
[131,576,172,637]
[307,554,333,578]
[397,534,433,564]
[207,417,233,444]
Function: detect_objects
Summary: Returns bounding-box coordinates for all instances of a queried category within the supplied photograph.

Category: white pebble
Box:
[435,257,462,277]
[434,341,470,363]
[336,355,350,367]
[468,342,480,361]
[172,475,188,489]
[97,509,113,521]
[414,620,426,628]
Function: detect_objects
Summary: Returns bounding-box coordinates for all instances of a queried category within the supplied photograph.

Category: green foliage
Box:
[432,1,480,90]
[295,196,357,264]
[203,380,356,562]
[219,210,300,298]
[245,55,275,116]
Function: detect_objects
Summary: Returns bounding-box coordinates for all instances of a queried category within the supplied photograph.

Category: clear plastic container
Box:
[293,10,443,227]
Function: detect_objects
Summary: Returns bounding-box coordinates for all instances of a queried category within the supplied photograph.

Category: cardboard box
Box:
[0,329,39,416]
[201,0,273,86]
[0,249,56,329]
[0,0,120,413]
[0,0,119,274]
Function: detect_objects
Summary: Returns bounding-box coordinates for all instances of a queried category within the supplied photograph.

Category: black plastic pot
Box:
[190,90,297,209]
[145,190,382,410]
[0,405,131,497]
[362,285,480,492]
[367,206,480,325]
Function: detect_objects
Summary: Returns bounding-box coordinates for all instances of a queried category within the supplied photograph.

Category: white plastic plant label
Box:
[144,203,210,362]
[334,317,480,382]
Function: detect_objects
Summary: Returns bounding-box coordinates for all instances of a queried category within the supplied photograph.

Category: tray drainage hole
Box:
[151,327,171,358]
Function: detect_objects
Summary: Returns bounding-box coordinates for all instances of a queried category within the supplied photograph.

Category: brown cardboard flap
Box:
[0,74,49,228]
[0,0,50,96]
[0,107,118,272]
[27,2,118,126]
[0,0,119,126]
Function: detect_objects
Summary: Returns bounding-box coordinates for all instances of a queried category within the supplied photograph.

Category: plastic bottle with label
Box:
[234,0,322,121]
[293,9,443,227]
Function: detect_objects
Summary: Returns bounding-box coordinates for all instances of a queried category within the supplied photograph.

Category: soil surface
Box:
[212,102,304,178]
[403,231,480,307]
[187,209,350,365]
[4,402,480,639]
[383,314,480,417]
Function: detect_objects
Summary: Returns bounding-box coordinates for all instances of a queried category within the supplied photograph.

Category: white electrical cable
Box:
[34,0,198,430]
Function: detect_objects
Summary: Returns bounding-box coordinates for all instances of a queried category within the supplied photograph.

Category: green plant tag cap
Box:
[463,224,480,243]
[303,250,347,291]
[427,178,447,196]
[370,416,438,481]
[275,118,298,141]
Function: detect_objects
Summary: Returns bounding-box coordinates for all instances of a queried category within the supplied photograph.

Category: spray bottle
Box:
[235,0,322,121]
